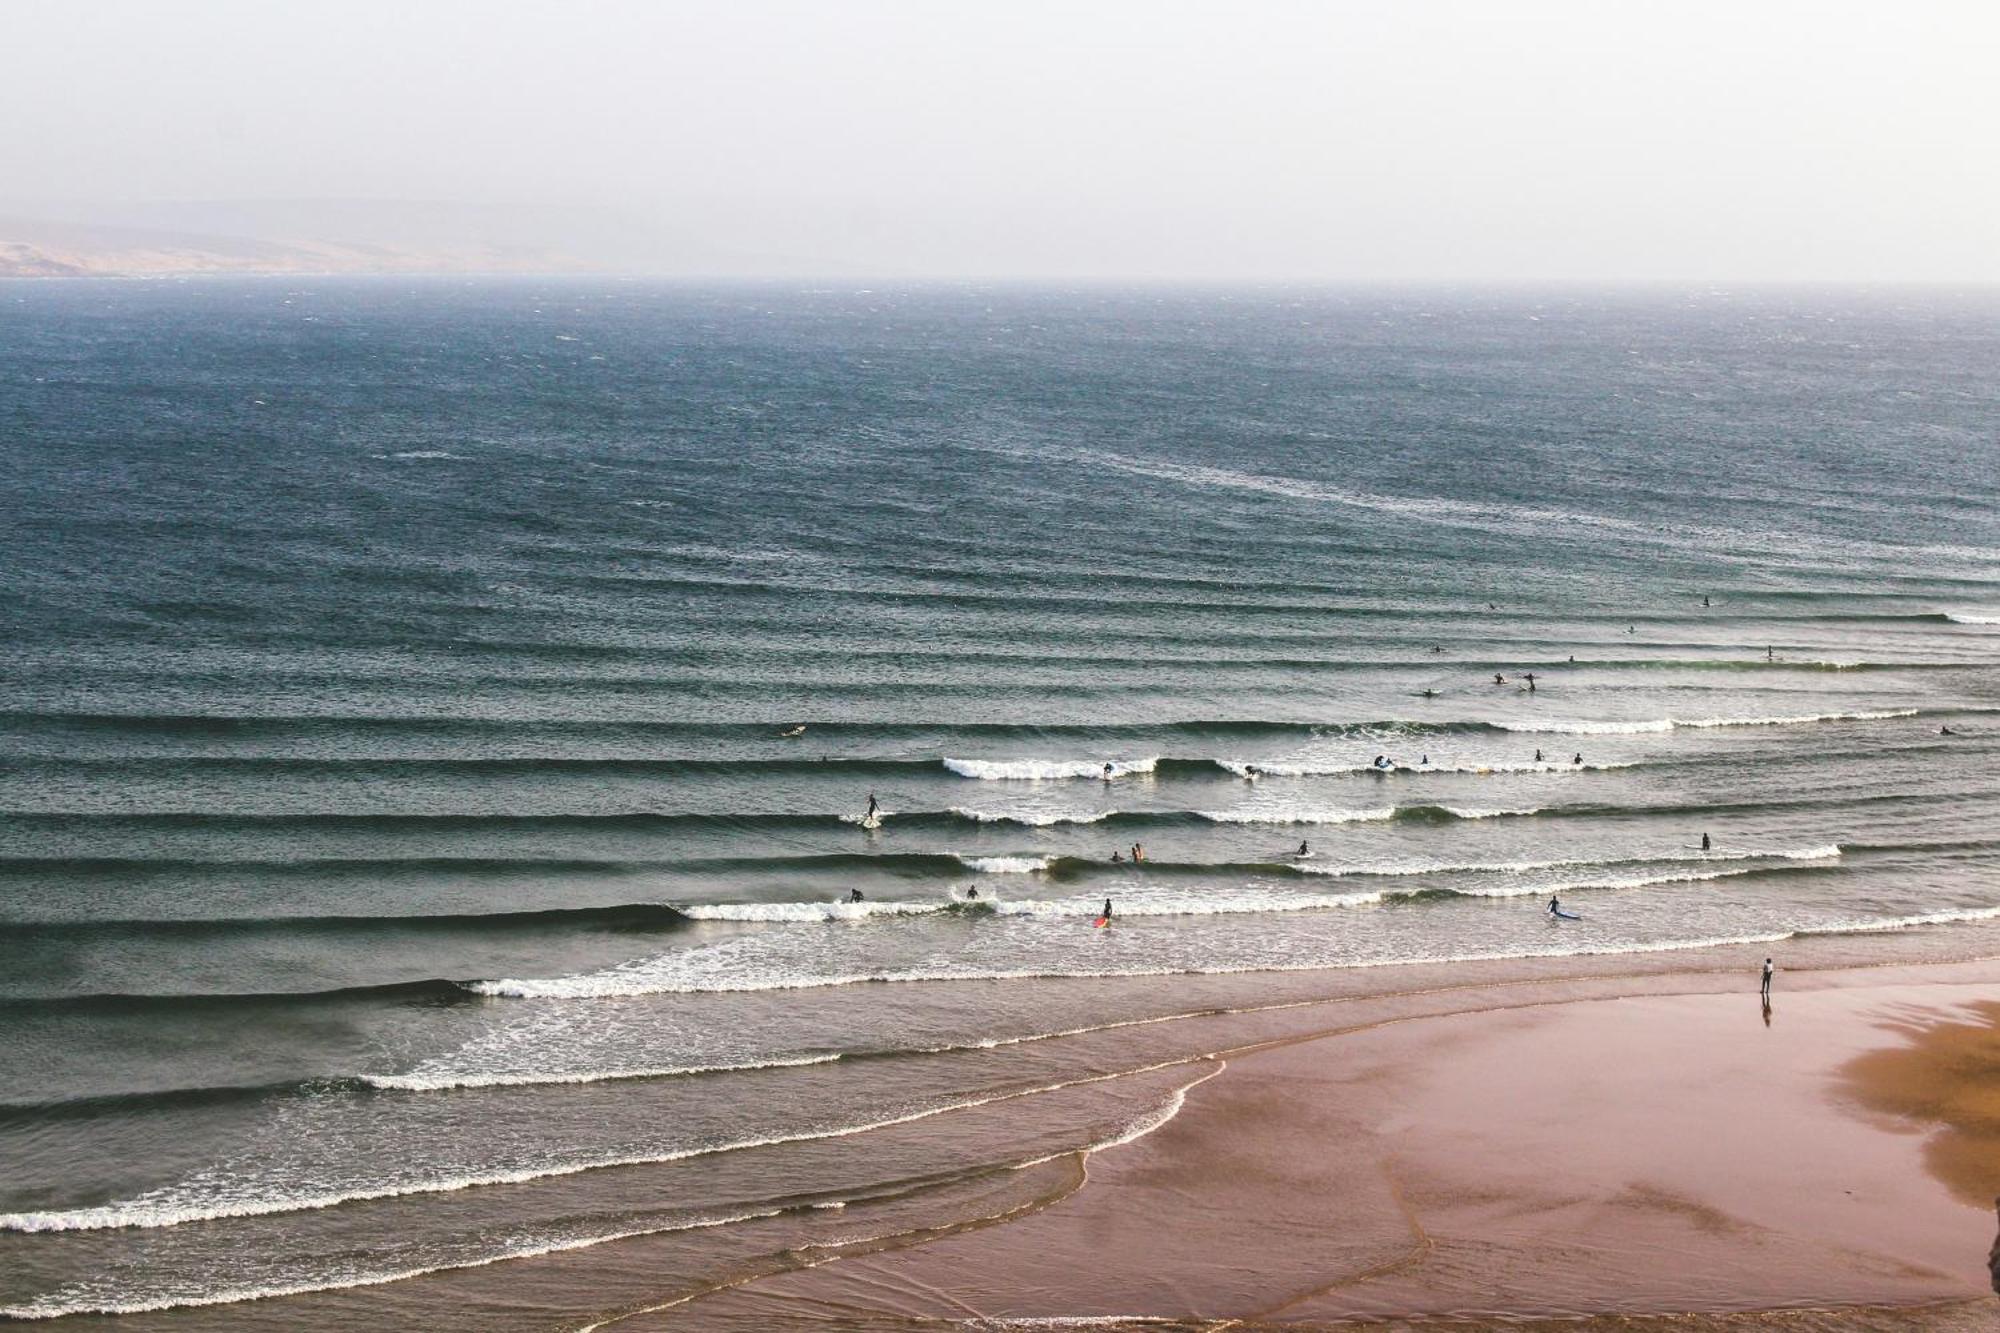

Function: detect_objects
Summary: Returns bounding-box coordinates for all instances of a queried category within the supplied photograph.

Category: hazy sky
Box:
[4,0,1995,279]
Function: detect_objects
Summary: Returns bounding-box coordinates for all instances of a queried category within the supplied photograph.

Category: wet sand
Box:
[624,959,2000,1329]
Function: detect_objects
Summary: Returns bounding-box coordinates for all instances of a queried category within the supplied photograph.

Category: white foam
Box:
[1196,806,1397,825]
[361,1052,841,1093]
[948,807,1112,827]
[989,887,1387,918]
[1946,612,2000,625]
[1493,709,1917,735]
[0,1056,1210,1236]
[1810,902,2000,934]
[677,899,949,922]
[944,756,1158,781]
[0,1209,789,1319]
[1294,843,1840,880]
[1221,757,1633,775]
[956,854,1052,874]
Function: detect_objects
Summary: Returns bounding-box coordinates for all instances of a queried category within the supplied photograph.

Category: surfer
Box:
[1297,840,1310,856]
[1431,645,1446,654]
[1420,688,1438,698]
[1419,753,1429,765]
[1702,596,1711,607]
[1766,646,1775,661]
[847,888,865,903]
[1534,748,1544,763]
[966,886,980,900]
[1102,761,1115,780]
[779,724,806,738]
[1547,893,1562,916]
[1761,957,1774,1001]
[1493,673,1507,685]
[1524,672,1536,692]
[1111,850,1123,863]
[1242,764,1260,781]
[1701,832,1711,851]
[865,793,879,820]
[1941,725,1956,736]
[1102,898,1113,921]
[1572,752,1583,765]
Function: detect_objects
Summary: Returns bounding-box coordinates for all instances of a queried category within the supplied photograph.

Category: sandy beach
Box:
[597,958,2000,1330]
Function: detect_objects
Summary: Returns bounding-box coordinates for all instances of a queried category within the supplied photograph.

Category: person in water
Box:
[1701,832,1711,851]
[847,888,865,903]
[1103,762,1115,780]
[1702,596,1711,607]
[1761,957,1774,1001]
[1131,843,1145,863]
[1941,725,1956,736]
[1534,748,1544,763]
[1547,893,1562,916]
[1297,840,1310,856]
[1420,688,1438,698]
[1111,850,1123,863]
[1572,752,1583,765]
[965,886,980,900]
[1493,673,1507,685]
[1101,898,1113,921]
[1420,753,1429,765]
[865,793,879,819]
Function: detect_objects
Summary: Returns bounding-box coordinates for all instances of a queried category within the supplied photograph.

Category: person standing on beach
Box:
[1761,958,1774,1001]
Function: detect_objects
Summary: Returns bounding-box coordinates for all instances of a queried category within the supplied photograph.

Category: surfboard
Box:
[1094,916,1109,928]
[859,815,882,830]
[1549,908,1581,921]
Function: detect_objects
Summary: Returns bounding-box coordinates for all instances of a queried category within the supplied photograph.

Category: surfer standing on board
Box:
[865,792,879,820]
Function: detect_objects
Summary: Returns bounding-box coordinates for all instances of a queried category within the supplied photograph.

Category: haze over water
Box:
[2,280,1998,1324]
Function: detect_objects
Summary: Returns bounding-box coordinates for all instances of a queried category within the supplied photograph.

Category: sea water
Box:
[1,280,1996,1323]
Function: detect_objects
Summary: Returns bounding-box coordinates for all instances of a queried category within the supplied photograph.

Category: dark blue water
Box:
[2,280,1997,1323]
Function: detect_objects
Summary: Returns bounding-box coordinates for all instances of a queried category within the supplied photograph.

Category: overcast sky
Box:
[3,0,1995,280]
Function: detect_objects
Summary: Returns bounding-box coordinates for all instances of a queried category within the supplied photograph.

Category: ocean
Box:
[1,279,1997,1326]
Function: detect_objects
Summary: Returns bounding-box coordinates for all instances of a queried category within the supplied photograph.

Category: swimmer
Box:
[1111,850,1123,863]
[965,886,980,901]
[1572,752,1583,765]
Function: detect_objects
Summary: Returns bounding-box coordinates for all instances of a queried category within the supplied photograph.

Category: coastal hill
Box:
[0,215,585,277]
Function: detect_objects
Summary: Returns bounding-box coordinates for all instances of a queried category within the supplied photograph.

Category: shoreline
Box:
[602,955,2000,1330]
